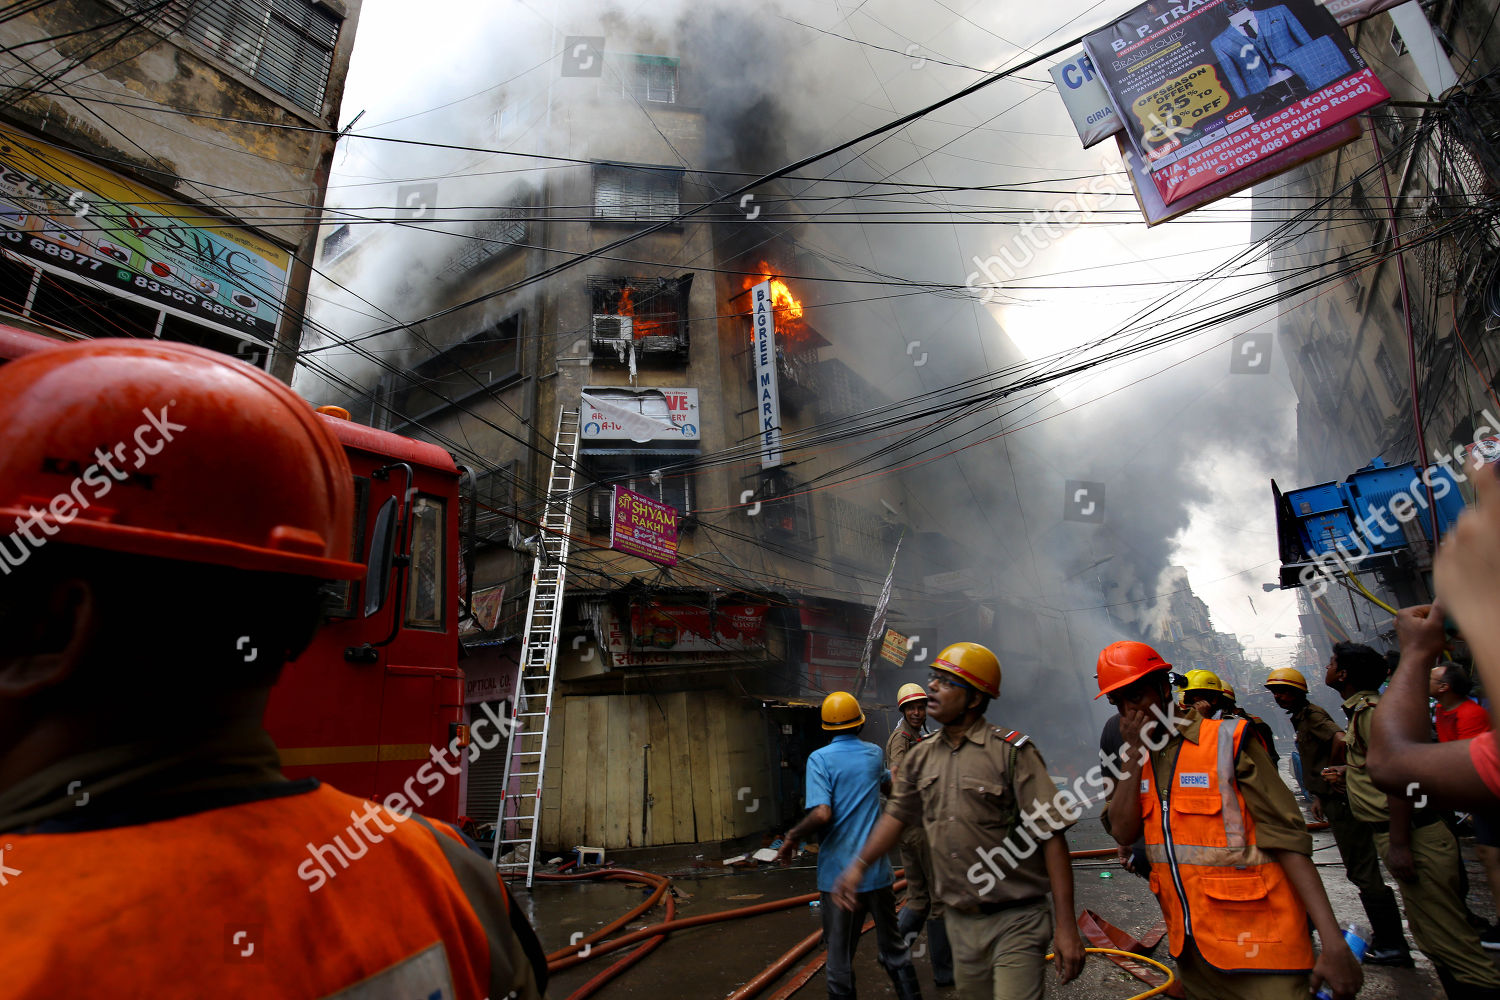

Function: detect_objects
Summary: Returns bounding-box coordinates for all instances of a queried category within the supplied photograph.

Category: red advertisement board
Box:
[628,602,769,652]
[609,486,678,565]
[1085,0,1387,205]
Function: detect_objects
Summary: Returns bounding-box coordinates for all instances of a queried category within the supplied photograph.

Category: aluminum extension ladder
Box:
[493,407,580,885]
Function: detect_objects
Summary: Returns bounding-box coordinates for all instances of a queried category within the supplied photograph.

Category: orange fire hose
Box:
[535,869,671,963]
[534,826,1331,996]
[563,884,678,1000]
[726,925,830,1000]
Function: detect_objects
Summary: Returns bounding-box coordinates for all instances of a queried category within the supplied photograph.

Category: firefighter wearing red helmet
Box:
[1096,640,1362,1000]
[836,642,1086,999]
[0,341,546,1000]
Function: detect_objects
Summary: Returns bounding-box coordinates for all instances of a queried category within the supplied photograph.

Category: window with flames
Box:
[588,274,693,361]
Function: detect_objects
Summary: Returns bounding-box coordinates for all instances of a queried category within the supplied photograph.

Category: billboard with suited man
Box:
[1084,0,1388,205]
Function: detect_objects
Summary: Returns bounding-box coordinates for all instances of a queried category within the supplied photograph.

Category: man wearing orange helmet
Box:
[776,690,921,1000]
[0,341,546,1000]
[835,642,1085,1000]
[1097,640,1361,1000]
[886,682,952,987]
[1264,666,1412,967]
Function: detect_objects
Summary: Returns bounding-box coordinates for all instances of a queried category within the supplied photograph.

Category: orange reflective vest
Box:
[1140,718,1314,973]
[1,782,540,999]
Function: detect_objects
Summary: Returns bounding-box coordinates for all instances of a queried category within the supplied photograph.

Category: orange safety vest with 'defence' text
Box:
[1140,717,1314,973]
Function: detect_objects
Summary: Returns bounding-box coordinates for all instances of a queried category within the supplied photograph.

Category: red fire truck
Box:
[0,324,468,820]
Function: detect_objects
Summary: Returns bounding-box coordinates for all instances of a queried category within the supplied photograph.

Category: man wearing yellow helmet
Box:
[776,691,921,1000]
[1264,667,1412,967]
[835,642,1086,999]
[886,683,952,986]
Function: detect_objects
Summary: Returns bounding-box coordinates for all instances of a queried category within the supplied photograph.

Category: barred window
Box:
[321,223,352,263]
[1375,345,1406,404]
[135,0,341,115]
[441,207,530,277]
[593,165,681,222]
[624,57,677,103]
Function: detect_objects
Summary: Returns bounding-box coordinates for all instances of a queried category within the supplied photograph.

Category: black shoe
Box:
[885,963,923,1000]
[1365,946,1415,967]
[1482,925,1500,952]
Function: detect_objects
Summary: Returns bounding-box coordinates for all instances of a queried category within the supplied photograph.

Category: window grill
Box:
[321,223,352,263]
[587,274,692,359]
[593,165,681,221]
[624,57,678,103]
[440,208,530,277]
[1375,345,1406,404]
[128,0,340,115]
[383,315,521,430]
[581,452,695,530]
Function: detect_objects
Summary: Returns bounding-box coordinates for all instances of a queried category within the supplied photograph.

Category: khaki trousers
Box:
[1175,941,1309,1000]
[945,899,1051,1000]
[1374,822,1500,989]
[898,822,941,918]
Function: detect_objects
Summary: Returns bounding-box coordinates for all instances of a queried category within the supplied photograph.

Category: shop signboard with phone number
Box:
[0,124,289,338]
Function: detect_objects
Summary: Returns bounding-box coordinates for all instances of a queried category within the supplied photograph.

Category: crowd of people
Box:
[11,338,1500,1000]
[776,455,1500,999]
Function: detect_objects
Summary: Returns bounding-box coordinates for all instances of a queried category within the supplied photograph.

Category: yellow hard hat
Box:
[1222,685,1237,703]
[1178,669,1224,694]
[821,690,865,730]
[932,642,1001,698]
[896,683,928,708]
[1263,667,1308,692]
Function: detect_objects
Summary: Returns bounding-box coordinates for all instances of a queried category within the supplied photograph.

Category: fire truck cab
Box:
[0,326,467,821]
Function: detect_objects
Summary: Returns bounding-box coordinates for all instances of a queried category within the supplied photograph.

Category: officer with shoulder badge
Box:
[835,642,1085,1000]
[886,682,953,987]
[1331,641,1500,999]
[1263,666,1412,966]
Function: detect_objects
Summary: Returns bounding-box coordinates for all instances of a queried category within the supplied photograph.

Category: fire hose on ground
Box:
[530,853,1195,1000]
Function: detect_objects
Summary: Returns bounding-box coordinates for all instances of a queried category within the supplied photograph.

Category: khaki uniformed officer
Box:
[886,682,954,987]
[835,643,1085,1000]
[1263,666,1412,965]
[1329,641,1500,999]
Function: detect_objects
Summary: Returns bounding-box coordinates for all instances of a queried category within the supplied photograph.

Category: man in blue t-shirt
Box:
[776,691,921,1000]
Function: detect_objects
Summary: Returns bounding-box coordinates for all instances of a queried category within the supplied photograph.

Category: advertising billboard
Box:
[1054,0,1410,148]
[609,486,679,565]
[1050,51,1121,147]
[628,602,769,653]
[750,279,784,469]
[581,386,700,441]
[0,125,290,340]
[1083,0,1387,205]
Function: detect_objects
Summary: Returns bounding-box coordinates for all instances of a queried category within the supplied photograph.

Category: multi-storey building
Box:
[0,0,362,381]
[1256,1,1500,648]
[301,30,1153,850]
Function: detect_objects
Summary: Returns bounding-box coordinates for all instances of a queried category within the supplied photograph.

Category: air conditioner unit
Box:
[592,314,633,343]
[591,314,637,374]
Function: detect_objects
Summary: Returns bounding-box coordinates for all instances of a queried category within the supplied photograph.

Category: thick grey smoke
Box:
[303,0,1305,773]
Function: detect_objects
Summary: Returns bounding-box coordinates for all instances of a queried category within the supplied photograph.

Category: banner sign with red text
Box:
[1084,0,1387,205]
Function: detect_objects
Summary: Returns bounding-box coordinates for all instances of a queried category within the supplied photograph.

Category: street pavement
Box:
[523,757,1496,997]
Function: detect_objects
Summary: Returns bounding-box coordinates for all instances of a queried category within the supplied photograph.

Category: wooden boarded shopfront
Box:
[539,689,771,850]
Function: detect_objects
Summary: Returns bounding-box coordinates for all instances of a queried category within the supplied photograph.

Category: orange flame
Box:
[743,261,806,341]
[616,285,672,339]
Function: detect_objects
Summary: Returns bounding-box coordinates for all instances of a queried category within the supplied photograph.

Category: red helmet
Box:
[0,339,363,579]
[1094,641,1172,699]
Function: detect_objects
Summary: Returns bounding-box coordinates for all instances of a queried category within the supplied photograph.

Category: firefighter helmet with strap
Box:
[0,339,363,579]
